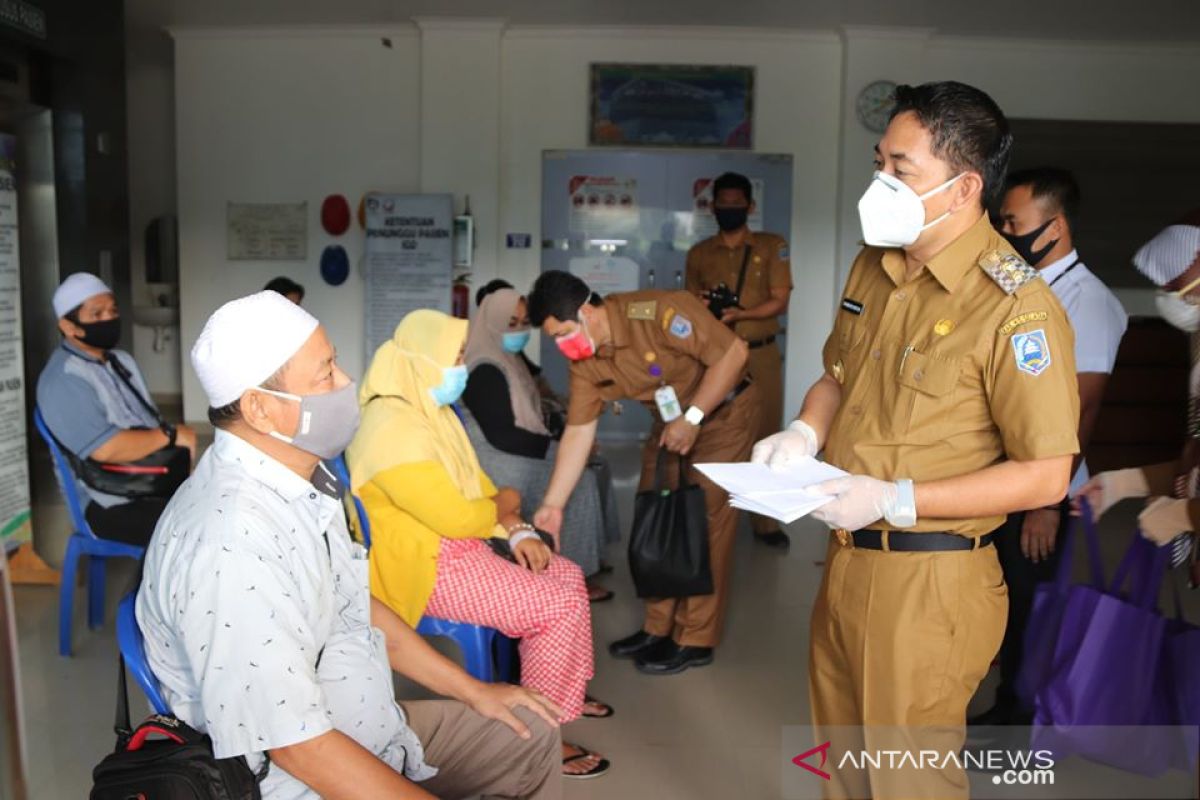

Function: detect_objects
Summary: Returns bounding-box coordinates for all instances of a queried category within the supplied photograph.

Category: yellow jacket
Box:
[358,461,498,626]
[347,310,505,626]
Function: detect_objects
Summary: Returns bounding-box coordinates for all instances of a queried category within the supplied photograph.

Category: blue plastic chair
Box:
[117,591,170,715]
[33,408,145,656]
[330,454,515,682]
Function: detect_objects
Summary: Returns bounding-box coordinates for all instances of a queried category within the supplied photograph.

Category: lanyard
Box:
[1047,259,1081,288]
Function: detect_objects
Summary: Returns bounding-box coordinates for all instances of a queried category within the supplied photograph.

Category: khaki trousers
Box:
[405,700,562,800]
[745,341,784,534]
[640,386,757,648]
[809,533,1008,799]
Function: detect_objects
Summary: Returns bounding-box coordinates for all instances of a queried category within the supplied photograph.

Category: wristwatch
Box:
[886,478,917,528]
[164,424,178,448]
[684,405,705,426]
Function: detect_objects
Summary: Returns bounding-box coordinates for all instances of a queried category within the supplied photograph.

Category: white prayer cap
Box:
[52,273,112,318]
[191,291,319,408]
[1133,222,1200,287]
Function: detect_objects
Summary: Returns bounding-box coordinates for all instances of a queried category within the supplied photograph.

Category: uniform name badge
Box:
[654,385,683,422]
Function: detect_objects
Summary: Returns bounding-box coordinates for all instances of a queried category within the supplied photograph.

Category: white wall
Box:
[167,22,1200,421]
[173,27,421,418]
[126,54,182,396]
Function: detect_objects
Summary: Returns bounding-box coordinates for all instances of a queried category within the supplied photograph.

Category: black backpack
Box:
[90,658,268,799]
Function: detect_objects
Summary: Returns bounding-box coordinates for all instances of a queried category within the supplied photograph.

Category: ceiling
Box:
[125,0,1200,62]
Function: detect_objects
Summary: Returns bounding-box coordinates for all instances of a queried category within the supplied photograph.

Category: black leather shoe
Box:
[608,630,666,660]
[755,530,791,550]
[635,642,714,675]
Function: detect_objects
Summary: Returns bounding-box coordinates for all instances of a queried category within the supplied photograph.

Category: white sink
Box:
[132,305,178,327]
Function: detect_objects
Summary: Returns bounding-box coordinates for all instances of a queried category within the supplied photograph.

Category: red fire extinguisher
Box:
[451,274,471,320]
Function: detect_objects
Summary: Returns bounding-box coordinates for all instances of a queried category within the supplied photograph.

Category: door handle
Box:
[647,269,656,287]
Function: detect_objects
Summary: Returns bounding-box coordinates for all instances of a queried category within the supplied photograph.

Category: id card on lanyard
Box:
[654,385,682,422]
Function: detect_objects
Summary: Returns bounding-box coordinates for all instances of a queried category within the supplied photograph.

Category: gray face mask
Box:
[258,381,361,459]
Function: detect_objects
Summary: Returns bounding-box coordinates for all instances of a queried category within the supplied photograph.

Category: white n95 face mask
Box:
[1156,275,1200,333]
[857,170,965,248]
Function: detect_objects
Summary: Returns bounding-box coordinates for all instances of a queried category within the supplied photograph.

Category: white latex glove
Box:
[1071,467,1150,520]
[751,419,819,471]
[810,475,901,531]
[1139,496,1193,546]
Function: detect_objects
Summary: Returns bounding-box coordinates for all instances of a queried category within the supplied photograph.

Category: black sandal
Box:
[562,745,611,779]
[581,695,614,718]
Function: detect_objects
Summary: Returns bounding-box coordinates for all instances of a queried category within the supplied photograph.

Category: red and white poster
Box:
[567,175,638,237]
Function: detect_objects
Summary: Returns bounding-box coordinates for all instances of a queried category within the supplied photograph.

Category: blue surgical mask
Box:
[430,364,469,406]
[502,330,531,353]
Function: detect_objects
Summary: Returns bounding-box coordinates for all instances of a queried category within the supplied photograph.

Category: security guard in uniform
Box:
[753,82,1079,798]
[686,171,793,549]
[527,270,758,676]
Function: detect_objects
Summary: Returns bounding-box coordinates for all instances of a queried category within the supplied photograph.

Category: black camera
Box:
[706,283,741,318]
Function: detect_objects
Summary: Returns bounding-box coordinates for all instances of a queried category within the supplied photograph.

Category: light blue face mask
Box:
[430,364,469,406]
[502,330,531,354]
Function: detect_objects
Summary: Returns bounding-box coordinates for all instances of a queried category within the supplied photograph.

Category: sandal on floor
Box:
[562,745,611,780]
[581,695,614,718]
[587,586,614,603]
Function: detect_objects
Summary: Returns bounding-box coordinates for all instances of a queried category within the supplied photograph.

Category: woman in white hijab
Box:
[1075,211,1200,583]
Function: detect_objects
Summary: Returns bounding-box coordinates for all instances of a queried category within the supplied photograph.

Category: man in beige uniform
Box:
[527,270,758,676]
[686,171,794,549]
[754,82,1079,798]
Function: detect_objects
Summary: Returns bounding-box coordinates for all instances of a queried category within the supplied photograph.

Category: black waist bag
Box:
[91,660,267,799]
[628,450,713,599]
[91,715,264,800]
[72,443,191,499]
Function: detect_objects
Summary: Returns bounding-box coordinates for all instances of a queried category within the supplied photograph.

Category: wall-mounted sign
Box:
[589,63,754,149]
[227,202,307,261]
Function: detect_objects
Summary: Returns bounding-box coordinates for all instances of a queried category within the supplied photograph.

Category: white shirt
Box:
[137,430,436,799]
[1040,249,1128,493]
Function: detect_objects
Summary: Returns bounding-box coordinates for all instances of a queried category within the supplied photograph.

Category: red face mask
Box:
[555,315,595,361]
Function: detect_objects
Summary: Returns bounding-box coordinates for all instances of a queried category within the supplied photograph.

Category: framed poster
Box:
[227,202,307,261]
[589,63,754,149]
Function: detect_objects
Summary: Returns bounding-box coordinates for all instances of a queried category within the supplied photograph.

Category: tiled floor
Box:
[10,438,1197,798]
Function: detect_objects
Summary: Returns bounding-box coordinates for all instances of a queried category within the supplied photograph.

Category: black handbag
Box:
[628,449,713,599]
[90,658,268,800]
[55,349,190,499]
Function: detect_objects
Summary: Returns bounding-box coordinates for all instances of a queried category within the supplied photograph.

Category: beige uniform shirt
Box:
[566,290,744,426]
[822,213,1081,537]
[685,231,792,342]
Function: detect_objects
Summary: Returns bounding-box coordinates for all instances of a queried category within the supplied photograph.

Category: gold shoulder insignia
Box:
[979,250,1038,296]
[626,300,657,321]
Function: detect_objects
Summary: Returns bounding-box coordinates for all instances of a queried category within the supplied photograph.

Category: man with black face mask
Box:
[36,273,196,545]
[685,171,794,549]
[973,167,1127,728]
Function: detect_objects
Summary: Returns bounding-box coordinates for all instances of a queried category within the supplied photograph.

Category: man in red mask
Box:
[527,270,757,676]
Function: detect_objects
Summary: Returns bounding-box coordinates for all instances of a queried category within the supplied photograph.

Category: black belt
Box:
[839,528,997,552]
[705,378,753,423]
[746,335,776,349]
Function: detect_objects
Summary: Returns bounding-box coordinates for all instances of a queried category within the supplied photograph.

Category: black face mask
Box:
[76,317,121,351]
[1002,218,1058,267]
[714,206,749,232]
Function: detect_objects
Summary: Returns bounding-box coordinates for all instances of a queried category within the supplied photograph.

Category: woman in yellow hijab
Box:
[347,309,611,779]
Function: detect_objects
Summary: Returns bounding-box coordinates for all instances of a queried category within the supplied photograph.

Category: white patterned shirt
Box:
[137,430,436,799]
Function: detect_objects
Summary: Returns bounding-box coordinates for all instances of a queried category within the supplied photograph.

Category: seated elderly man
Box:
[36,273,196,545]
[137,291,561,800]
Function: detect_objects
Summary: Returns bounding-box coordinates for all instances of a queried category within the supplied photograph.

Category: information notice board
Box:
[363,193,453,360]
[0,134,29,553]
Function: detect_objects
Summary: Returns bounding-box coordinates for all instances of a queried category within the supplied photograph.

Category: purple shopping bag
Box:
[1015,499,1105,711]
[1164,581,1200,765]
[1033,532,1187,776]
